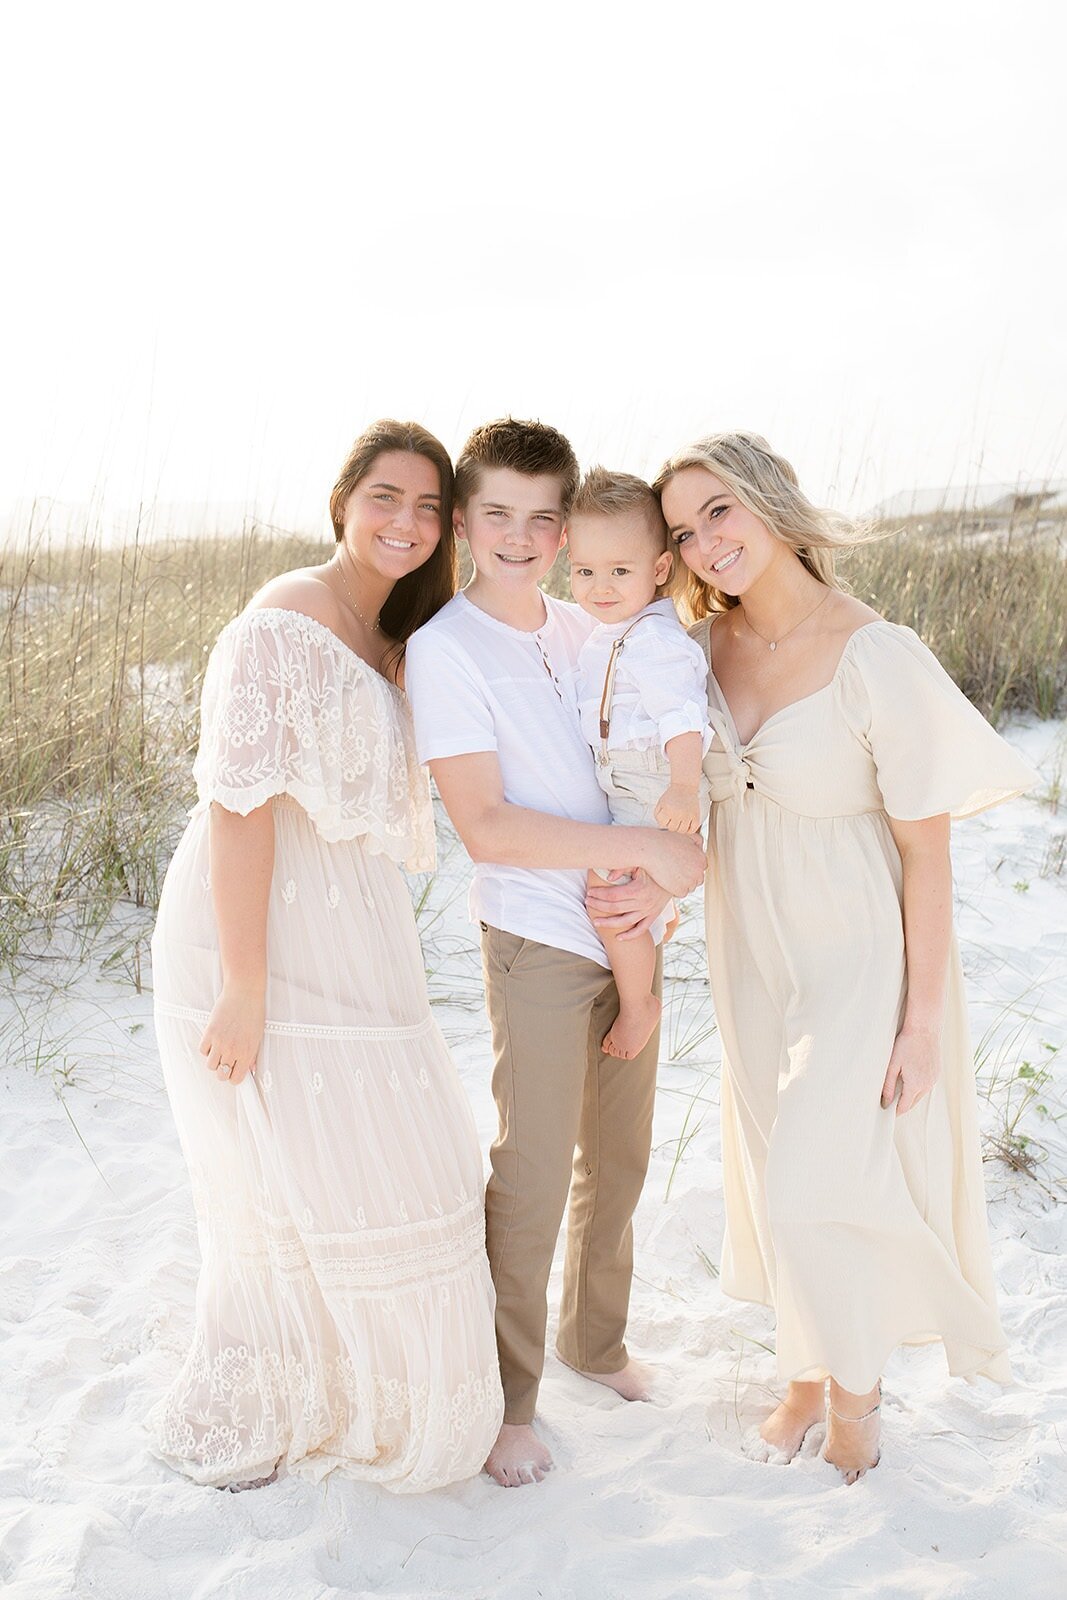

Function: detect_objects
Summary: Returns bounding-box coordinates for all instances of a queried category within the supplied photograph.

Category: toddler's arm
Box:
[655,731,704,833]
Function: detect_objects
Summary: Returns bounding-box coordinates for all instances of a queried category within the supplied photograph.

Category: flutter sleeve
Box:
[844,622,1038,820]
[628,621,713,753]
[193,607,435,869]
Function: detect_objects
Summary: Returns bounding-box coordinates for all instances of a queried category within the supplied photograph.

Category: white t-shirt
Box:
[575,598,712,756]
[405,590,613,968]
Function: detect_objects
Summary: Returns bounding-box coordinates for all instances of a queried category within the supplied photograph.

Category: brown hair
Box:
[653,431,859,622]
[453,417,580,516]
[570,466,669,551]
[329,419,457,673]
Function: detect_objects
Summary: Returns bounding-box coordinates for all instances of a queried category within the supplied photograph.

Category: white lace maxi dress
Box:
[147,607,503,1490]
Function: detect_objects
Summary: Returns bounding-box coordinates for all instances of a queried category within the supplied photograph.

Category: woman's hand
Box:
[199,983,265,1086]
[586,868,673,939]
[880,1024,941,1115]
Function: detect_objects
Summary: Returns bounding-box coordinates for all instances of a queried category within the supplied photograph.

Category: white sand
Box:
[2,718,1065,1600]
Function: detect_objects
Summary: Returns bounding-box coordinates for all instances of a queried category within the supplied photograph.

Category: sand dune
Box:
[1,718,1065,1599]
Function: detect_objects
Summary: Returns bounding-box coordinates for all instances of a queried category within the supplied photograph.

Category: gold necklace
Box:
[332,552,381,633]
[740,587,831,652]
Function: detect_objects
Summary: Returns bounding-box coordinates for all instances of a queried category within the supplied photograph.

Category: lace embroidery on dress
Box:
[193,608,435,871]
[189,1191,488,1296]
[146,1197,498,1488]
[153,1000,436,1042]
[148,1340,502,1489]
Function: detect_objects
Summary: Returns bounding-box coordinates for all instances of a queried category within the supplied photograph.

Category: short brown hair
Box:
[453,417,580,515]
[329,419,457,672]
[570,466,668,552]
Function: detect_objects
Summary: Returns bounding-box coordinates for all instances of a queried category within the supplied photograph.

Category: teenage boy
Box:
[404,420,704,1489]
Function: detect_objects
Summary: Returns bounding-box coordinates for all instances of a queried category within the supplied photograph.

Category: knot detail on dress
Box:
[705,710,757,804]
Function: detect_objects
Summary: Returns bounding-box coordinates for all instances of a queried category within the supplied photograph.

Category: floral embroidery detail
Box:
[417,1067,430,1090]
[310,1072,324,1096]
[192,609,435,871]
[200,873,211,892]
[260,1070,273,1090]
[282,879,297,904]
[147,1330,502,1490]
[398,1200,408,1222]
[219,681,271,748]
[326,885,340,910]
[354,1069,365,1089]
[388,1069,401,1094]
[345,734,370,779]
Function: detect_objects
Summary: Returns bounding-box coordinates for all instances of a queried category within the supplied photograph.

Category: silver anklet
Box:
[828,1381,882,1422]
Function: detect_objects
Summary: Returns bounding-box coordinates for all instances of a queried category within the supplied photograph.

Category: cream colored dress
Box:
[694,617,1036,1394]
[147,607,503,1490]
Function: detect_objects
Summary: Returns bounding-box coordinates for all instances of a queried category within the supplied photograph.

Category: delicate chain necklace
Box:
[740,586,831,652]
[332,552,381,633]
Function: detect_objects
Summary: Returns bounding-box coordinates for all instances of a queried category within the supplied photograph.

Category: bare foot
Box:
[558,1355,654,1401]
[602,995,662,1060]
[484,1422,553,1488]
[754,1380,826,1462]
[823,1380,881,1484]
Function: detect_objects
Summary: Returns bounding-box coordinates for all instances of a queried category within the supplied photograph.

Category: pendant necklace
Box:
[333,552,381,633]
[741,586,831,652]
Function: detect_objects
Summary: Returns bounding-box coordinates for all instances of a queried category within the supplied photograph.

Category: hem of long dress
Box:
[717,1282,1013,1391]
[147,1433,487,1495]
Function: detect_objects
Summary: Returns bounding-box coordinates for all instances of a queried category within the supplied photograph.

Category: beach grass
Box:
[1,508,1064,979]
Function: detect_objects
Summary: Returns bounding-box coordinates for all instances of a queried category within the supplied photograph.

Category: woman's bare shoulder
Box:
[248,567,344,629]
[828,590,882,637]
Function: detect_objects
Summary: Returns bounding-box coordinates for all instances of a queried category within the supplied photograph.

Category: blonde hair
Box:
[652,431,860,621]
[570,466,669,551]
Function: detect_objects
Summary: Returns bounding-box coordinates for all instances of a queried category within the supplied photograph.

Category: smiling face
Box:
[339,449,443,579]
[660,466,782,598]
[567,509,673,623]
[455,467,566,593]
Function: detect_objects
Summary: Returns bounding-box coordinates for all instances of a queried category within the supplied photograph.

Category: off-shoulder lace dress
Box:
[146,608,503,1490]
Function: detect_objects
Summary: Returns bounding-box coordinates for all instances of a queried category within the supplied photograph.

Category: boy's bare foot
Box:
[559,1355,654,1401]
[484,1423,553,1488]
[753,1380,826,1462]
[823,1380,881,1484]
[602,995,662,1060]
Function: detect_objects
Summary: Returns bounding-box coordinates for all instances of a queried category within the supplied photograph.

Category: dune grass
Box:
[1,509,1064,974]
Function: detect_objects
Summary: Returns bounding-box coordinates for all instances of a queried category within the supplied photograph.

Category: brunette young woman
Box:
[147,420,503,1492]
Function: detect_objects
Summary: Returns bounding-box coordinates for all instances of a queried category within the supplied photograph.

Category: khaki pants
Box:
[479,923,662,1424]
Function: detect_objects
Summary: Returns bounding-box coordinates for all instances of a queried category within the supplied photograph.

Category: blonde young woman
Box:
[147,420,503,1491]
[592,432,1035,1483]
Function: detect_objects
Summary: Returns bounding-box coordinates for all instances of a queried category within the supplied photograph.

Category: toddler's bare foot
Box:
[484,1422,553,1488]
[559,1355,654,1401]
[823,1380,881,1484]
[754,1380,826,1462]
[602,995,662,1060]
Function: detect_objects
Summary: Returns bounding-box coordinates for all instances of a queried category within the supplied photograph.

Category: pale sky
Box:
[2,0,1064,536]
